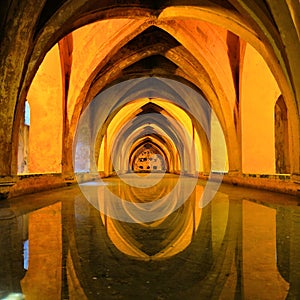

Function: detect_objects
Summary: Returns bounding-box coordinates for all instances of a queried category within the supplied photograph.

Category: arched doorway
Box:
[275,96,290,174]
[132,143,167,173]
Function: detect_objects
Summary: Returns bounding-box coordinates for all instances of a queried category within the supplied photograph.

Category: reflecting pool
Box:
[0,175,299,299]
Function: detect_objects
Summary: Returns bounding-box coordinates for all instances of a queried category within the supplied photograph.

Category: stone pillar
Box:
[0,0,47,177]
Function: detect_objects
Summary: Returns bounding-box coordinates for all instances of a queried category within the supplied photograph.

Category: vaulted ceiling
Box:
[0,0,299,177]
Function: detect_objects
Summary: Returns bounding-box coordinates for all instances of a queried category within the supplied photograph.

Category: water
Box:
[0,174,299,299]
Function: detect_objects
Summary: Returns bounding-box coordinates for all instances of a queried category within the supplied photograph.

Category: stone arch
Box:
[2,1,298,181]
[93,96,208,176]
[130,142,168,173]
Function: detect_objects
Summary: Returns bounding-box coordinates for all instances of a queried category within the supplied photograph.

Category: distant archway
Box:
[17,100,30,174]
[131,142,167,173]
[275,96,290,174]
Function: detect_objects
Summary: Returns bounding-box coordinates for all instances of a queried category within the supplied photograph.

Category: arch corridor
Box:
[0,1,300,299]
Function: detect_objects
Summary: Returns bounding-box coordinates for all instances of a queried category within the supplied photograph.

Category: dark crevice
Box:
[34,0,66,38]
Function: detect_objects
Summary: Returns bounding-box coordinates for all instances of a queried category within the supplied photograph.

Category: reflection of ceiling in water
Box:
[99,177,204,260]
[2,178,300,299]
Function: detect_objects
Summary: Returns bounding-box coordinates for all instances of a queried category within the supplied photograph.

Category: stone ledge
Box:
[242,173,290,180]
[1,171,299,200]
[197,172,299,196]
[18,172,62,179]
[7,173,68,199]
[221,174,299,196]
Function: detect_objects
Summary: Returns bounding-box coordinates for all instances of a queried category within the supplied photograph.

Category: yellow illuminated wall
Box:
[67,19,144,121]
[26,44,63,173]
[211,112,228,172]
[241,44,280,174]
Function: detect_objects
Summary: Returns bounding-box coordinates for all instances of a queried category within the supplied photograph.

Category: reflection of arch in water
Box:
[100,182,203,259]
[63,187,300,299]
[241,196,299,295]
[0,211,28,296]
[276,206,291,283]
[125,176,175,205]
[276,207,300,298]
[66,193,214,298]
[242,200,289,299]
[65,189,241,299]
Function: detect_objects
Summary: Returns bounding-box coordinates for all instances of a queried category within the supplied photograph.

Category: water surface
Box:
[0,175,299,299]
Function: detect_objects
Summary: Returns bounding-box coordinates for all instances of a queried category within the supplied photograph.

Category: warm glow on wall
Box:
[241,44,281,174]
[26,44,63,174]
